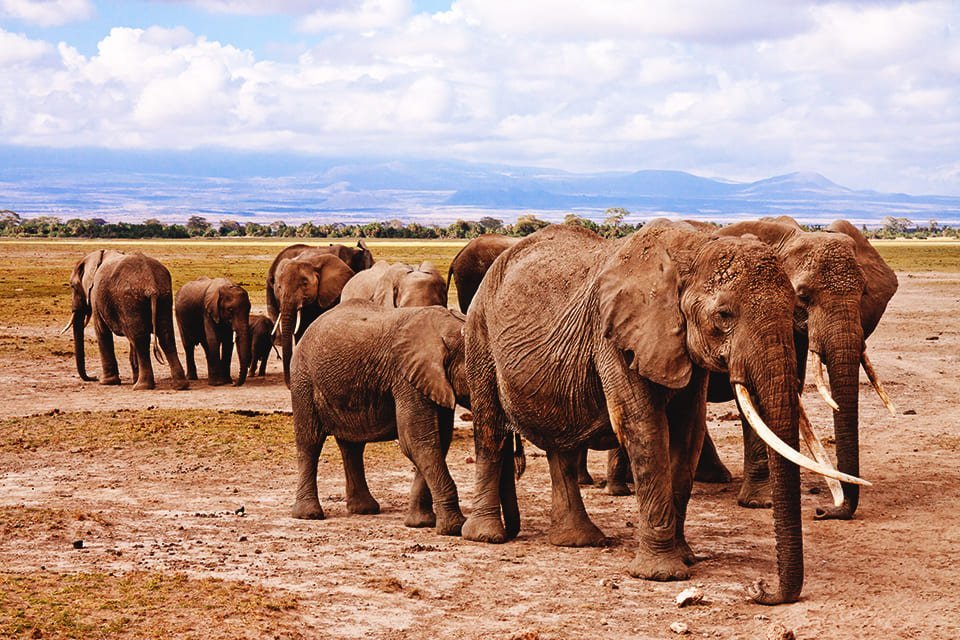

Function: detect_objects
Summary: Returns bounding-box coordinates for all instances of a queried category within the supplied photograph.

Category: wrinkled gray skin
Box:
[266,241,374,321]
[463,222,806,605]
[247,313,276,377]
[447,235,520,313]
[273,251,355,387]
[290,301,470,536]
[175,277,252,386]
[68,250,188,390]
[692,216,898,519]
[341,261,447,308]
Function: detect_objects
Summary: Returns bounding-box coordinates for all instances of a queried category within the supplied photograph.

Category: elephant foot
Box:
[607,482,632,497]
[187,373,199,381]
[292,500,325,520]
[548,520,606,547]
[814,502,855,521]
[435,511,466,536]
[133,379,156,391]
[628,546,690,582]
[404,508,436,529]
[577,470,595,486]
[737,478,772,509]
[676,538,706,566]
[207,377,230,387]
[462,514,506,544]
[100,374,121,386]
[694,460,733,484]
[346,495,380,515]
[172,378,190,391]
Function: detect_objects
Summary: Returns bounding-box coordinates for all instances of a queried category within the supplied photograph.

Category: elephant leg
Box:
[405,469,436,528]
[606,447,633,496]
[694,427,733,483]
[156,310,188,390]
[291,403,327,520]
[575,447,595,485]
[737,401,772,509]
[180,325,199,380]
[220,332,235,385]
[398,404,464,535]
[131,333,156,390]
[667,372,708,565]
[499,433,520,539]
[546,448,606,547]
[336,439,380,515]
[202,333,227,386]
[95,316,120,386]
[128,345,139,384]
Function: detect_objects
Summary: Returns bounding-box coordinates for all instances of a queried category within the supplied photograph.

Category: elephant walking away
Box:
[290,301,470,536]
[462,222,867,605]
[341,261,447,308]
[175,277,252,386]
[247,314,277,378]
[447,234,519,313]
[64,250,188,390]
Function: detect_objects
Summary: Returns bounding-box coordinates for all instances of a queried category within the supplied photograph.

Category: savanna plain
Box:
[1,237,959,639]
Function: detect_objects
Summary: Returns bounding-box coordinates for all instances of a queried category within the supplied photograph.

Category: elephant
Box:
[461,221,867,605]
[247,313,276,378]
[341,261,447,308]
[271,250,356,386]
[175,277,252,386]
[290,300,470,536]
[447,234,519,312]
[266,241,373,321]
[64,249,188,390]
[689,216,898,519]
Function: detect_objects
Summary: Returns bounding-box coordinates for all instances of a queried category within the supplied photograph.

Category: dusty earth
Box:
[1,272,959,639]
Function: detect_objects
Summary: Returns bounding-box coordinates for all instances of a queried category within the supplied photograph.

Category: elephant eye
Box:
[796,287,812,306]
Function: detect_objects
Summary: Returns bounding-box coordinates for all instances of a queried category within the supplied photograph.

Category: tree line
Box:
[0,209,956,240]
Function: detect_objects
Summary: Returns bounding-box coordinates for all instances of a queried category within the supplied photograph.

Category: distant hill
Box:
[1,147,958,226]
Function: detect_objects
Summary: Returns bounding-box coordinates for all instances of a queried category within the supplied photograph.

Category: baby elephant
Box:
[290,300,469,536]
[247,313,276,378]
[175,277,252,386]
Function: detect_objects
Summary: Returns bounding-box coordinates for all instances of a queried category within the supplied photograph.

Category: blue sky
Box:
[1,0,958,195]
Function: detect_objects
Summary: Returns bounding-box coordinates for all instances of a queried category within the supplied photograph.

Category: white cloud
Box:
[0,0,92,26]
[0,28,54,65]
[299,0,411,33]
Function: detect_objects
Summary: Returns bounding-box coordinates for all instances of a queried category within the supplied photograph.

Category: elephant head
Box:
[65,249,123,381]
[206,281,253,386]
[373,262,448,308]
[343,239,375,273]
[719,216,897,519]
[395,307,470,410]
[274,252,355,386]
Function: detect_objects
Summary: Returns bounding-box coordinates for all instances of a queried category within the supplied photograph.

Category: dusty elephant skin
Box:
[693,216,898,518]
[446,234,520,313]
[175,277,252,387]
[462,221,810,605]
[67,249,189,391]
[247,313,276,377]
[289,301,470,536]
[342,260,448,308]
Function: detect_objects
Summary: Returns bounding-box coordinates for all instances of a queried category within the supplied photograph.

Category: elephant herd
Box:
[64,215,898,605]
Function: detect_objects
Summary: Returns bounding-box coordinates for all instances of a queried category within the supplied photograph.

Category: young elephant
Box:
[341,261,447,307]
[247,314,276,378]
[175,277,252,386]
[290,301,469,536]
[64,250,188,390]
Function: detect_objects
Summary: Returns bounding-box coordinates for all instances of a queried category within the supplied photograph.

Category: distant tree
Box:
[186,215,211,236]
[220,219,243,236]
[603,207,628,227]
[512,214,549,236]
[478,216,503,232]
[881,216,913,236]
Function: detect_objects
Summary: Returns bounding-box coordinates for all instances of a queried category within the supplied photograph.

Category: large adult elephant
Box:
[64,250,188,390]
[693,216,898,519]
[447,235,519,313]
[462,222,867,605]
[342,261,447,308]
[266,241,373,321]
[271,250,355,386]
[290,301,470,535]
[175,277,252,386]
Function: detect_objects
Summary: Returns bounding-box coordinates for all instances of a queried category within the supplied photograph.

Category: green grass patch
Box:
[0,571,300,639]
[871,240,960,272]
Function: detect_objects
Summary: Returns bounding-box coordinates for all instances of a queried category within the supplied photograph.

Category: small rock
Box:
[676,586,704,608]
[669,621,689,635]
[599,578,619,590]
[72,540,84,549]
[925,335,939,340]
[238,535,247,542]
[234,505,245,516]
[754,614,769,621]
[767,622,796,640]
[903,409,917,415]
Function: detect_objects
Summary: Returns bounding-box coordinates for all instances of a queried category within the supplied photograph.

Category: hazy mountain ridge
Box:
[2,147,958,226]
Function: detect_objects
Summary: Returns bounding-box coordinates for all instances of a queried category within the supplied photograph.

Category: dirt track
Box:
[1,272,959,638]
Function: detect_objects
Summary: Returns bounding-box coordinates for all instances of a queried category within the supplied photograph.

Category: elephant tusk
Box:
[271,315,282,336]
[809,351,840,412]
[797,398,845,507]
[59,319,74,336]
[734,384,871,487]
[294,307,302,336]
[861,351,897,417]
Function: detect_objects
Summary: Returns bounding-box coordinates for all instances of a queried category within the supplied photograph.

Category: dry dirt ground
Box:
[1,273,959,639]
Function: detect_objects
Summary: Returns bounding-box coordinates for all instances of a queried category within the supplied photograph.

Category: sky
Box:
[1,0,958,195]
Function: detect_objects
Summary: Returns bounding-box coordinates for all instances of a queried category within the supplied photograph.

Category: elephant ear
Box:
[72,250,105,310]
[315,256,355,308]
[204,284,222,324]
[827,219,899,336]
[373,264,409,308]
[394,310,458,409]
[596,234,691,389]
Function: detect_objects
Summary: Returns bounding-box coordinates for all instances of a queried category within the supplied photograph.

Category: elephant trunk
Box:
[280,305,297,388]
[745,335,803,605]
[72,307,96,381]
[817,322,864,519]
[233,319,251,387]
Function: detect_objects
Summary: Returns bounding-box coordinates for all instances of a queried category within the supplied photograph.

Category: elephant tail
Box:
[150,294,166,364]
[514,433,526,480]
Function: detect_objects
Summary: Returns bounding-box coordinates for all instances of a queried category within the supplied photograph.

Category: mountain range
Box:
[2,147,958,226]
